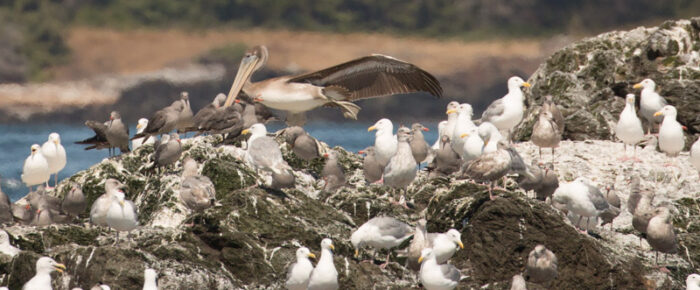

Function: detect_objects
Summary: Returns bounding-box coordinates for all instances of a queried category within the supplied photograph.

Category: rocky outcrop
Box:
[1,133,697,289]
[514,17,700,142]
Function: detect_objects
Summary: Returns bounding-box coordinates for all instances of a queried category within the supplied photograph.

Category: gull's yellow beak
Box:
[53,139,59,145]
[136,123,144,129]
[329,244,335,251]
[627,98,634,103]
[460,133,469,138]
[446,109,457,115]
[119,201,125,206]
[458,241,464,249]
[308,253,316,259]
[54,263,66,273]
[653,111,663,117]
[241,129,250,135]
[418,256,424,263]
[522,82,532,88]
[633,83,643,89]
[354,249,359,258]
[367,126,377,132]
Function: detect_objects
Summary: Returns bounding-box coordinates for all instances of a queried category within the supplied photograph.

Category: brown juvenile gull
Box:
[90,179,124,227]
[634,79,667,134]
[384,126,417,207]
[153,133,182,171]
[240,100,259,129]
[132,99,184,140]
[286,246,316,290]
[524,244,558,285]
[105,111,130,154]
[321,151,346,192]
[175,91,194,134]
[418,248,460,290]
[22,144,50,192]
[543,95,564,134]
[630,179,656,246]
[407,218,430,271]
[531,106,561,162]
[271,171,296,190]
[517,160,544,197]
[410,123,431,165]
[615,94,644,161]
[351,216,413,269]
[428,135,461,178]
[180,157,216,211]
[282,126,320,161]
[654,105,685,157]
[537,163,559,202]
[599,184,621,229]
[478,76,531,141]
[27,186,61,212]
[359,147,382,184]
[40,132,66,188]
[0,179,12,224]
[307,238,338,290]
[62,183,86,219]
[465,141,531,200]
[646,207,678,268]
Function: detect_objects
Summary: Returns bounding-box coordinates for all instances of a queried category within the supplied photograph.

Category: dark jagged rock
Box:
[514,18,700,144]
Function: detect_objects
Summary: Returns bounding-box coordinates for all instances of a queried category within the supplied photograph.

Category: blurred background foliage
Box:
[0,0,698,81]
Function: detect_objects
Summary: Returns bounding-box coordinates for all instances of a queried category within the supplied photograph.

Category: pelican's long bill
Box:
[224,54,261,107]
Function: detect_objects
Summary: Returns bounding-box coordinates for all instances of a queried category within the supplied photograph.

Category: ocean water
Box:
[0,121,439,201]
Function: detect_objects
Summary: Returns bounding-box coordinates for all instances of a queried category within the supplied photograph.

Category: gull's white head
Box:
[136,118,149,130]
[296,247,316,260]
[446,101,460,115]
[478,122,498,144]
[533,244,548,258]
[654,105,677,119]
[687,273,700,289]
[418,248,434,264]
[113,190,126,206]
[633,78,655,90]
[625,94,636,104]
[457,103,473,117]
[507,76,531,90]
[446,229,464,249]
[396,126,413,142]
[242,123,267,137]
[35,256,66,274]
[368,118,393,135]
[48,132,61,145]
[105,178,124,194]
[30,144,41,155]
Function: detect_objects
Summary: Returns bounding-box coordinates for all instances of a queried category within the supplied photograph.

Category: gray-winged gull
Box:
[242,123,293,177]
[105,111,130,154]
[384,126,417,207]
[106,189,138,244]
[321,151,346,192]
[524,244,557,284]
[368,118,397,169]
[479,76,531,141]
[307,238,338,290]
[40,132,66,187]
[351,216,412,268]
[429,135,461,178]
[22,256,65,290]
[62,183,86,219]
[75,119,111,152]
[176,91,194,134]
[0,230,20,257]
[410,123,431,165]
[90,179,124,227]
[428,229,464,264]
[418,248,460,290]
[132,99,184,140]
[655,105,685,157]
[646,207,678,266]
[282,126,320,161]
[22,144,50,191]
[634,79,667,134]
[153,133,182,170]
[12,203,34,225]
[192,93,228,131]
[615,94,644,161]
[143,268,158,290]
[552,177,616,232]
[132,118,156,150]
[286,246,316,290]
[180,157,215,211]
[359,147,382,184]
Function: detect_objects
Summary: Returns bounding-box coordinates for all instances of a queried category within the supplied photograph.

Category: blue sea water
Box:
[0,121,438,201]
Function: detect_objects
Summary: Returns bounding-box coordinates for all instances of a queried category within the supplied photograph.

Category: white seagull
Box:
[22,256,66,290]
[479,76,531,141]
[307,238,338,290]
[285,247,316,290]
[654,105,685,157]
[22,144,50,192]
[40,133,66,188]
[633,79,667,134]
[615,94,644,161]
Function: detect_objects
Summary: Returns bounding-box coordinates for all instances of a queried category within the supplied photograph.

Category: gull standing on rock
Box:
[321,151,346,192]
[479,76,531,141]
[429,135,462,178]
[22,144,50,192]
[41,133,66,187]
[459,126,484,164]
[191,93,228,131]
[176,92,194,135]
[282,126,320,161]
[359,147,382,184]
[418,248,460,290]
[180,158,216,211]
[368,118,397,170]
[428,229,464,264]
[426,121,448,164]
[407,219,430,271]
[451,103,476,156]
[0,230,20,257]
[634,79,667,134]
[600,185,621,229]
[91,179,124,227]
[0,180,12,224]
[383,127,417,206]
[691,137,700,178]
[615,94,644,161]
[153,133,182,171]
[22,256,66,290]
[478,122,503,154]
[552,177,615,232]
[62,183,86,220]
[12,203,34,225]
[286,247,316,290]
[132,118,156,150]
[351,216,413,268]
[646,207,678,266]
[106,189,139,244]
[465,141,531,200]
[132,100,184,141]
[531,106,561,162]
[105,111,130,155]
[143,268,158,290]
[543,95,564,134]
[410,123,431,166]
[687,273,700,290]
[524,244,557,285]
[654,105,685,157]
[444,102,460,143]
[242,124,293,178]
[307,238,338,290]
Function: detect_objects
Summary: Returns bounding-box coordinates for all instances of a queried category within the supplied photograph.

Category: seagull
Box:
[634,79,667,134]
[428,135,461,178]
[428,229,464,264]
[517,160,544,197]
[459,126,484,164]
[143,268,158,290]
[358,147,382,184]
[479,76,531,141]
[654,105,685,157]
[368,118,397,169]
[646,207,678,268]
[629,178,655,246]
[40,132,66,188]
[524,244,557,285]
[196,103,243,138]
[153,133,182,171]
[75,119,111,153]
[407,219,430,271]
[552,177,615,232]
[307,238,338,290]
[444,102,460,143]
[464,141,531,200]
[543,95,564,134]
[0,180,12,224]
[384,127,417,206]
[90,179,124,227]
[410,123,431,165]
[510,274,527,290]
[223,45,442,125]
[191,93,228,131]
[131,100,184,141]
[615,94,644,161]
[531,106,561,162]
[106,189,139,244]
[282,126,320,161]
[691,137,700,178]
[242,123,293,177]
[62,183,86,219]
[132,118,156,150]
[478,122,503,154]
[22,256,66,290]
[687,273,700,290]
[0,230,20,257]
[351,216,413,268]
[175,92,194,135]
[425,121,448,164]
[599,184,621,230]
[12,203,35,225]
[286,247,316,290]
[451,103,476,156]
[321,151,346,192]
[180,158,216,212]
[418,248,460,290]
[22,144,50,192]
[105,111,130,155]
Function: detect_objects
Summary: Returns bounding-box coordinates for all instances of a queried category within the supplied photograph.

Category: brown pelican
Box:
[223,45,442,124]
